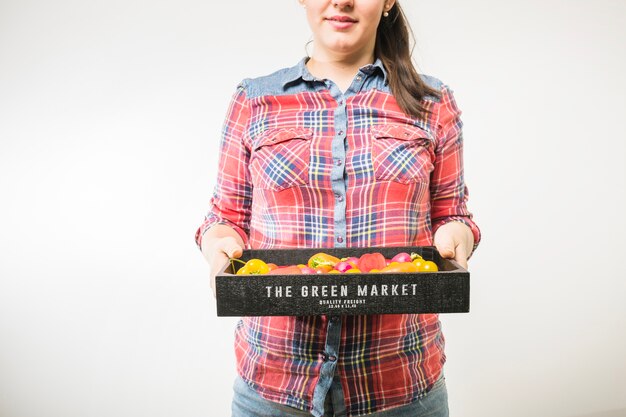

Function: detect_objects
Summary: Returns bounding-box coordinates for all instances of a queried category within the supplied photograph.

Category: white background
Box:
[1,1,625,416]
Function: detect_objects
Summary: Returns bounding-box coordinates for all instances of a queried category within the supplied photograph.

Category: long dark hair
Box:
[375,2,440,120]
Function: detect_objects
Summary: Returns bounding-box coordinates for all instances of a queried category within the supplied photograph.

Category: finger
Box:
[220,237,243,259]
[434,234,456,259]
[453,243,469,270]
[225,245,243,259]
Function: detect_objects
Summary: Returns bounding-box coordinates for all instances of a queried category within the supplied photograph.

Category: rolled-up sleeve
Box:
[430,85,481,253]
[195,84,252,250]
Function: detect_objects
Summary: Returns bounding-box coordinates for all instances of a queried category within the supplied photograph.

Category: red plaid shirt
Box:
[196,58,480,416]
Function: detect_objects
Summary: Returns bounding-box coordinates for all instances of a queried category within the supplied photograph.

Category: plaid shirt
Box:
[196,58,480,416]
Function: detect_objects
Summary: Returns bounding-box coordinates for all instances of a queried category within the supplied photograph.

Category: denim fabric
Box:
[231,373,449,417]
[241,57,443,102]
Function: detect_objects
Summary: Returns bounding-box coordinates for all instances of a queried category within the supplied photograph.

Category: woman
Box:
[196,1,481,416]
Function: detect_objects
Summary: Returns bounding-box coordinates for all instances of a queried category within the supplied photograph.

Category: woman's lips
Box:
[325,16,357,30]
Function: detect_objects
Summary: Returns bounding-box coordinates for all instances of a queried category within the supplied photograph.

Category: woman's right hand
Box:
[201,227,245,298]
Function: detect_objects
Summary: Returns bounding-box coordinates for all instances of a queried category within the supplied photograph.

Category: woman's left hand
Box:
[433,221,475,269]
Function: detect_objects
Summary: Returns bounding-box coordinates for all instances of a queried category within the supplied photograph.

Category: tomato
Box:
[266,263,279,271]
[417,260,438,272]
[357,252,386,272]
[412,258,424,269]
[245,259,270,274]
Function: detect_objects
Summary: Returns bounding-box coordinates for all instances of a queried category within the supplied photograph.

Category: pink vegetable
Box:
[334,261,354,273]
[391,252,412,263]
[341,256,360,267]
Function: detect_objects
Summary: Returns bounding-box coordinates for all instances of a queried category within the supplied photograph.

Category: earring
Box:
[383,11,389,17]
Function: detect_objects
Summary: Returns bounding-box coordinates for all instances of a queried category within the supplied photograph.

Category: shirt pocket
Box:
[370,124,435,184]
[250,127,313,191]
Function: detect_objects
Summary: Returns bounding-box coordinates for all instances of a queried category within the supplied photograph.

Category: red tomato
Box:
[357,252,387,273]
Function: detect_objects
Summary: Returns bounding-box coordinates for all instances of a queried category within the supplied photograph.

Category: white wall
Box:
[0,1,624,416]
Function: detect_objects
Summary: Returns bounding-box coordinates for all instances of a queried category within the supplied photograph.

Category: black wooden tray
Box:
[215,246,469,316]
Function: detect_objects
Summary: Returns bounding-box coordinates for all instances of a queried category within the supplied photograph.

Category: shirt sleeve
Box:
[430,85,481,254]
[195,83,252,250]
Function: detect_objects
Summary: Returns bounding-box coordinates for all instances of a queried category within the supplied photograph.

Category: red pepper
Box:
[307,252,341,269]
[268,265,303,275]
[357,252,387,273]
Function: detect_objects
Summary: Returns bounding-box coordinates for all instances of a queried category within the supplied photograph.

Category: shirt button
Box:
[335,194,344,202]
[337,130,344,136]
[338,99,344,105]
[334,159,343,166]
[337,236,344,243]
[328,355,337,362]
[356,75,362,81]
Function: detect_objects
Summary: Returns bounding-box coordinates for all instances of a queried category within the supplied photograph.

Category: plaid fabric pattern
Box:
[195,60,480,416]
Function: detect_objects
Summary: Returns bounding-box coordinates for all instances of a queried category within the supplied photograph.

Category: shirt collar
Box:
[282,57,388,87]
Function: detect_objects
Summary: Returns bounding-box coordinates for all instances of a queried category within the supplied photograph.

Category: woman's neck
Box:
[306,51,375,92]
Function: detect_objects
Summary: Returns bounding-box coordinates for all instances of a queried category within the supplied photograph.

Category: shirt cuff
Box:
[194,215,249,251]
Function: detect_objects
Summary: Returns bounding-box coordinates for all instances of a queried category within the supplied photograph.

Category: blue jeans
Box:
[231,374,449,417]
